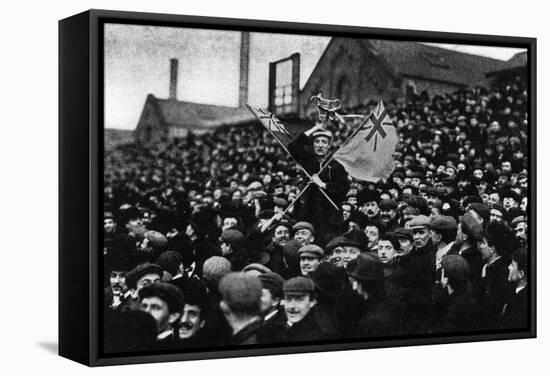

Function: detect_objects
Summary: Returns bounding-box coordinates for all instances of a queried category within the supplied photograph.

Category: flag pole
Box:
[247,105,340,211]
[280,181,312,217]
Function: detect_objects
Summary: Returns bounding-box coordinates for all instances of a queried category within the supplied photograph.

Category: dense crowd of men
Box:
[103,76,529,353]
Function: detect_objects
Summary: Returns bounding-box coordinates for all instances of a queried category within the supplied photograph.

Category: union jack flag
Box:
[247,105,292,147]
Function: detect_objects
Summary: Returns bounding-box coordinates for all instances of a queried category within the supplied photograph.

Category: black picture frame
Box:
[59,9,536,367]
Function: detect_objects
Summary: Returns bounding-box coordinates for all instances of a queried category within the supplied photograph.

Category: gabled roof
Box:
[364,39,505,85]
[302,38,505,90]
[148,95,257,130]
[486,51,527,76]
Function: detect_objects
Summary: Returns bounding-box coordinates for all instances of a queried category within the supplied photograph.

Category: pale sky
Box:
[104,24,526,130]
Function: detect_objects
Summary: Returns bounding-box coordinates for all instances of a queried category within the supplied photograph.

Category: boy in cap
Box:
[298,244,324,276]
[280,276,325,342]
[138,282,185,348]
[393,228,414,257]
[258,272,285,325]
[292,221,316,246]
[218,272,264,345]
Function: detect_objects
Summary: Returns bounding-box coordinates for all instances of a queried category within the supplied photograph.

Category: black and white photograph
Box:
[100,17,533,359]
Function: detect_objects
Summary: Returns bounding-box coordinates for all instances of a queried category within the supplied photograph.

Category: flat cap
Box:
[325,236,361,252]
[510,215,527,227]
[311,129,333,139]
[460,213,483,240]
[490,204,506,214]
[220,229,245,244]
[406,215,431,229]
[469,203,490,222]
[138,282,185,313]
[292,221,315,235]
[202,256,232,286]
[283,276,315,295]
[298,244,324,258]
[258,272,285,299]
[242,263,271,275]
[393,227,413,242]
[430,215,458,231]
[126,262,163,289]
[219,272,262,314]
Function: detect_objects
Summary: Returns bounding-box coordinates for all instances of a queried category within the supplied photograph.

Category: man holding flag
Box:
[248,100,398,246]
[287,123,349,246]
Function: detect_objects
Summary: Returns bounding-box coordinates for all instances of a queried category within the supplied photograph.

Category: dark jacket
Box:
[500,286,528,330]
[288,133,349,245]
[437,288,480,333]
[390,240,436,335]
[230,318,264,345]
[479,256,513,329]
[346,293,398,338]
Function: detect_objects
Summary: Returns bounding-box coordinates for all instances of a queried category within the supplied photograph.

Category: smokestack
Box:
[169,58,178,100]
[238,32,250,107]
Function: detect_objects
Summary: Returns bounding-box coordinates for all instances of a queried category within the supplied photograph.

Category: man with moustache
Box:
[357,188,380,220]
[175,279,209,347]
[379,199,400,233]
[392,215,436,334]
[280,276,325,342]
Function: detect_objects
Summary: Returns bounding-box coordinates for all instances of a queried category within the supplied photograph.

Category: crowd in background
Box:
[103,76,529,353]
